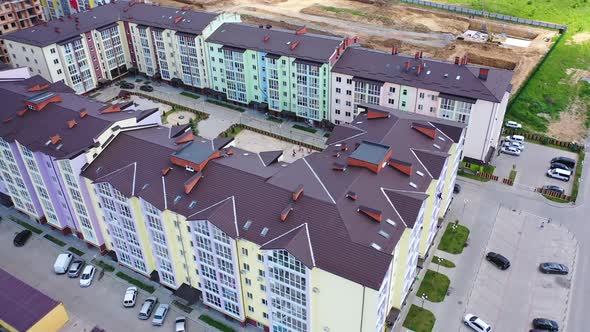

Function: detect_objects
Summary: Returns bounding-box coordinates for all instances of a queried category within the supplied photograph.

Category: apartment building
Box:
[40,0,109,20]
[331,46,513,164]
[0,73,464,331]
[206,23,354,125]
[1,1,238,94]
[0,0,44,64]
[0,75,162,251]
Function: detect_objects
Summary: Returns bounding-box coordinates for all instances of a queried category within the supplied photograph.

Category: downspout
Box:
[359,286,366,332]
[175,212,190,286]
[482,101,496,162]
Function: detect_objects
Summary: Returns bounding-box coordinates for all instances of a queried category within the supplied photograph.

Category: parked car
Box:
[463,314,492,332]
[486,252,510,270]
[505,134,525,142]
[505,120,522,129]
[53,252,74,274]
[551,156,576,169]
[532,318,559,331]
[152,303,170,326]
[67,260,85,278]
[175,316,187,332]
[120,82,135,89]
[13,229,32,247]
[139,85,154,92]
[502,141,524,152]
[550,162,572,172]
[546,169,570,182]
[123,286,138,307]
[138,297,158,320]
[539,262,569,275]
[79,265,96,287]
[501,146,521,156]
[454,183,461,194]
[542,185,565,195]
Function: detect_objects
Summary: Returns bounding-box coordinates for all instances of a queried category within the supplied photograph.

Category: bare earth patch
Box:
[547,97,588,143]
[566,32,590,45]
[565,68,590,85]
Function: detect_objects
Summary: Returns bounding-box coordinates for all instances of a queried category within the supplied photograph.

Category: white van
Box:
[506,135,525,142]
[54,252,73,274]
[547,168,570,182]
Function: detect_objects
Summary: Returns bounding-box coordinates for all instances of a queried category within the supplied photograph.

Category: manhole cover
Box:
[179,115,185,119]
[458,300,463,305]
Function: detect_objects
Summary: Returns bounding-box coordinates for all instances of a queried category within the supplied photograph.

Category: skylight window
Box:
[378,230,391,239]
[243,220,253,231]
[409,182,418,188]
[438,136,445,142]
[371,243,382,251]
[260,227,269,237]
[188,200,197,209]
[433,143,441,149]
[174,195,182,205]
[456,75,461,80]
[386,219,396,227]
[416,171,424,177]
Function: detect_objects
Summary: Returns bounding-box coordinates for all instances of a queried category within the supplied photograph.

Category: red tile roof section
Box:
[292,184,304,201]
[411,122,436,139]
[388,158,413,176]
[358,205,382,222]
[67,119,77,128]
[175,131,194,145]
[184,172,203,195]
[27,84,50,92]
[281,203,294,221]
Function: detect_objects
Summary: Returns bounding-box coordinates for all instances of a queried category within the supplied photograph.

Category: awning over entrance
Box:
[173,283,202,305]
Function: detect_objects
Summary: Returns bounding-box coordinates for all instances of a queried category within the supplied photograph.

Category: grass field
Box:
[417,270,450,302]
[403,305,436,332]
[436,0,590,132]
[438,223,470,254]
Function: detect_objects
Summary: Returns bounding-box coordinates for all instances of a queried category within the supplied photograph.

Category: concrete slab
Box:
[231,130,313,163]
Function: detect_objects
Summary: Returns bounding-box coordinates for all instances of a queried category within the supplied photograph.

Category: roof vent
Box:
[292,184,304,201]
[333,152,341,158]
[295,26,307,35]
[346,191,357,200]
[289,41,300,50]
[55,27,61,33]
[340,143,348,151]
[280,203,293,222]
[263,35,270,42]
[162,166,172,176]
[184,171,203,194]
[50,134,61,145]
[67,119,77,128]
[79,109,88,118]
[388,158,413,176]
[358,205,382,222]
[332,162,347,171]
[443,73,448,78]
[371,243,382,251]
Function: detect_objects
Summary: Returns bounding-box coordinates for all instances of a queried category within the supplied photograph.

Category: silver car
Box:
[151,303,170,326]
[175,316,186,332]
[501,146,521,156]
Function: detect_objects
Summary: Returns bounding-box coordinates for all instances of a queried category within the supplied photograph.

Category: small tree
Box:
[189,118,197,135]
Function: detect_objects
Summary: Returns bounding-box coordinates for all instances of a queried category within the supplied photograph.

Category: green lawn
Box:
[457,170,490,182]
[438,223,470,254]
[432,256,456,268]
[180,91,200,100]
[403,304,436,332]
[509,169,518,181]
[44,234,66,247]
[417,270,450,302]
[435,0,590,132]
[293,124,317,133]
[542,194,569,203]
[116,271,155,293]
[199,315,237,332]
[67,246,85,256]
[8,216,43,234]
[91,259,115,272]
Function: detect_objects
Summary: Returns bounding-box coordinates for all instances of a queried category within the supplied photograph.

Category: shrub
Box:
[116,272,155,293]
[199,315,237,332]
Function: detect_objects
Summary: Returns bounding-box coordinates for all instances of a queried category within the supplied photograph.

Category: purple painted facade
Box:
[85,31,103,81]
[9,142,43,219]
[71,154,105,247]
[123,21,137,68]
[33,151,72,230]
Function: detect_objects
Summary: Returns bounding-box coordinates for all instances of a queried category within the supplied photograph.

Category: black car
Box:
[453,183,461,194]
[120,82,135,89]
[550,156,575,169]
[539,262,569,275]
[13,229,32,247]
[542,185,565,195]
[532,318,559,331]
[486,252,510,270]
[139,85,154,92]
[550,162,572,172]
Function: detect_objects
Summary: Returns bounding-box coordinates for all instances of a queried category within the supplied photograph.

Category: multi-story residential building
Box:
[331,46,513,164]
[40,0,109,20]
[0,0,44,64]
[0,75,162,251]
[0,73,464,331]
[206,23,355,125]
[1,2,238,94]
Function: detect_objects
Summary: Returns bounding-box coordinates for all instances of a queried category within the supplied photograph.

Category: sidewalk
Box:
[93,80,328,149]
[0,205,258,332]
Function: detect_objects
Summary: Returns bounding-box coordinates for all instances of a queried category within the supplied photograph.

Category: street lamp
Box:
[436,257,443,273]
[421,293,428,308]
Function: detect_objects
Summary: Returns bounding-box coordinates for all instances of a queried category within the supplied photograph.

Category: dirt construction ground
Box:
[154,0,556,92]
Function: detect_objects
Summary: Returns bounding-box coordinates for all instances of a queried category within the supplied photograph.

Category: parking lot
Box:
[461,206,577,331]
[494,141,578,194]
[0,219,181,332]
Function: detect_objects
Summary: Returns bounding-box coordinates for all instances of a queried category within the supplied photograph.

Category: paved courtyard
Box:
[461,206,577,331]
[493,142,577,194]
[232,130,313,163]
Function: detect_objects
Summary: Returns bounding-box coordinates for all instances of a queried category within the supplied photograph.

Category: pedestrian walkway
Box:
[93,80,328,149]
[0,206,258,332]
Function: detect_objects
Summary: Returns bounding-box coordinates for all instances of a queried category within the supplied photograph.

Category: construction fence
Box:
[503,128,582,151]
[400,0,567,31]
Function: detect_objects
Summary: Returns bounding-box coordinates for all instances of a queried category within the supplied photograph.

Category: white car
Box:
[152,303,170,326]
[79,265,96,287]
[463,314,492,331]
[123,286,138,307]
[502,141,524,151]
[175,316,186,332]
[505,120,522,129]
[501,146,521,156]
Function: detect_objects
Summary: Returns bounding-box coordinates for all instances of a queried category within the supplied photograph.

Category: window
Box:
[243,263,250,271]
[335,109,340,115]
[345,101,351,106]
[336,87,341,93]
[57,69,62,75]
[336,76,342,82]
[258,254,264,262]
[263,312,269,319]
[241,248,248,256]
[346,78,352,84]
[401,101,406,107]
[247,292,253,299]
[262,299,267,305]
[248,306,254,313]
[245,278,252,286]
[430,106,436,113]
[388,98,395,105]
[258,270,265,277]
[402,89,407,96]
[389,87,396,93]
[260,284,266,291]
[346,90,352,95]
[419,92,425,99]
[335,98,340,104]
[345,111,351,117]
[418,104,423,110]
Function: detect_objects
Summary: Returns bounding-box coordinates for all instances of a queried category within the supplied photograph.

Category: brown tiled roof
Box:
[382,189,428,228]
[261,224,315,268]
[206,23,344,64]
[259,150,283,167]
[333,47,513,103]
[1,2,219,47]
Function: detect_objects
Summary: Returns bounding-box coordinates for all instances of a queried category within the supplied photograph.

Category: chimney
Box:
[295,26,307,35]
[340,143,348,151]
[174,16,183,24]
[50,134,61,145]
[54,27,61,33]
[263,35,270,42]
[67,119,77,128]
[405,61,410,72]
[391,47,398,55]
[280,203,293,222]
[417,64,422,75]
[414,52,419,59]
[292,184,304,201]
[346,191,357,200]
[79,110,88,118]
[184,172,203,194]
[161,166,172,176]
[478,68,489,81]
[419,51,423,58]
[289,41,300,50]
[454,56,460,65]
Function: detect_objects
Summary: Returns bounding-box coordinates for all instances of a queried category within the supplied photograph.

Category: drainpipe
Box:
[359,286,365,331]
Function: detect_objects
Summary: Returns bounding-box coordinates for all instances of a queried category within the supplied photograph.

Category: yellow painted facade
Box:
[419,180,437,257]
[160,210,194,287]
[129,197,158,274]
[27,303,69,332]
[236,239,270,325]
[390,229,410,309]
